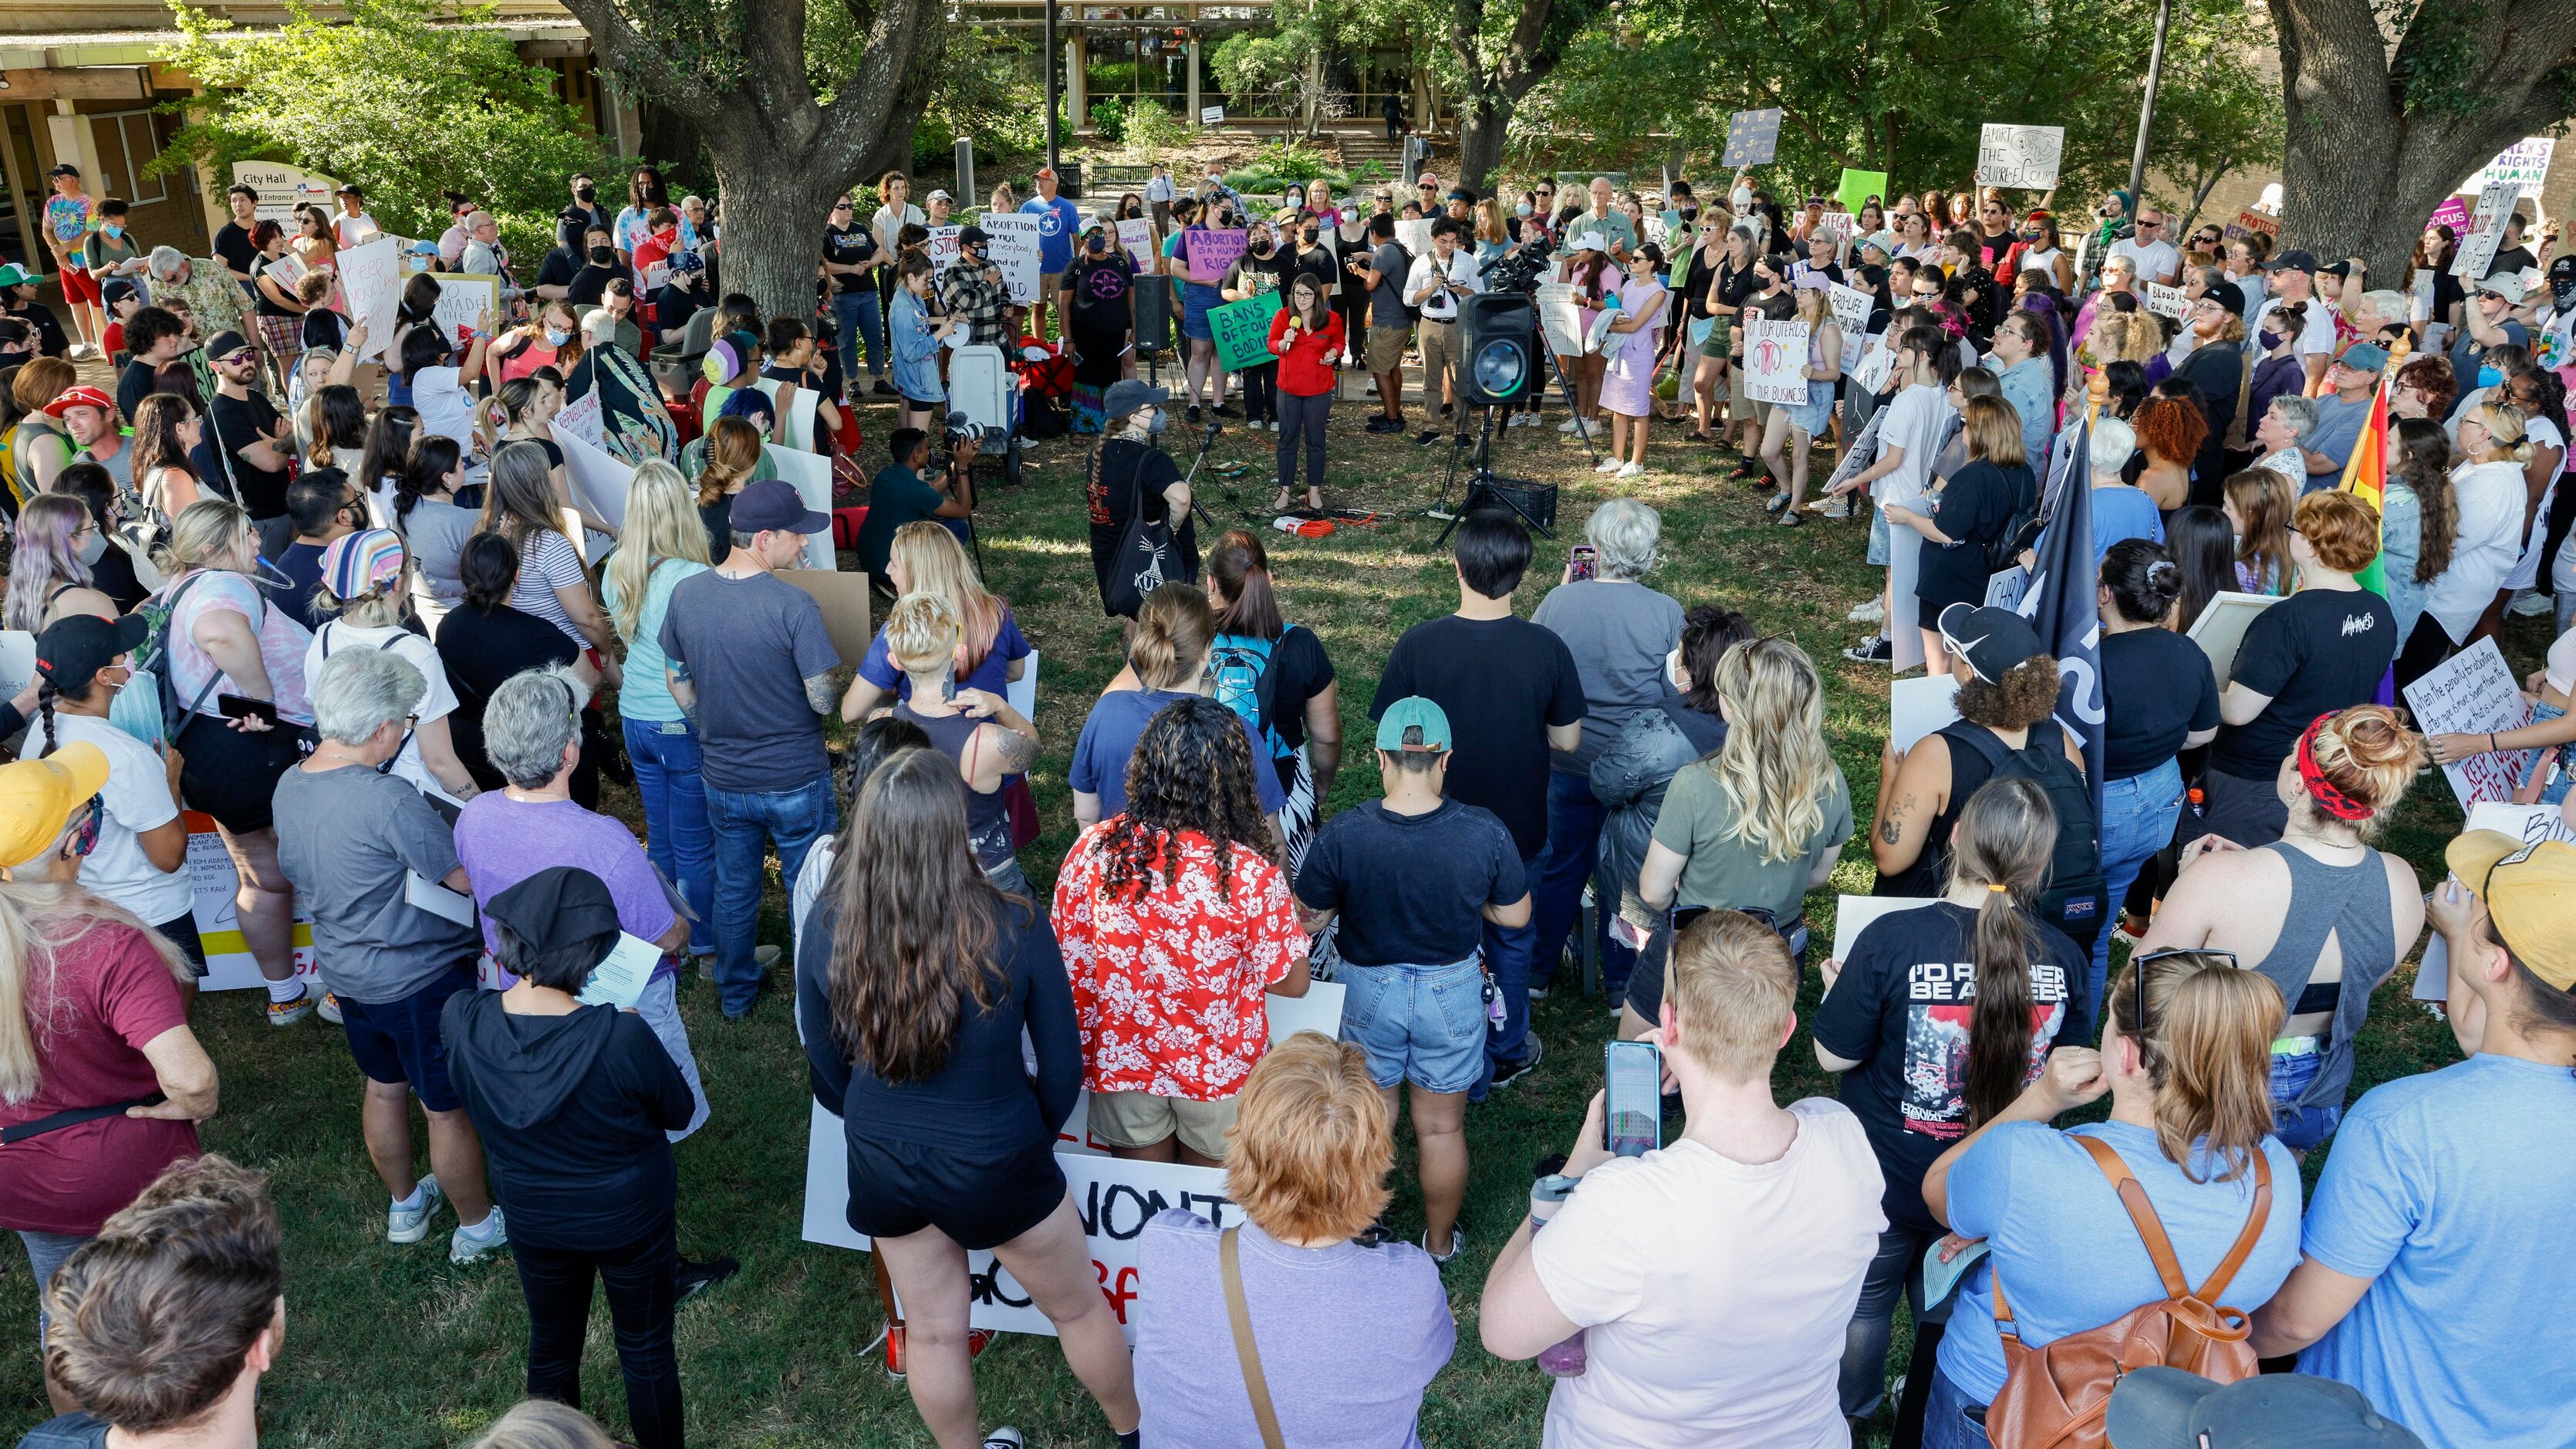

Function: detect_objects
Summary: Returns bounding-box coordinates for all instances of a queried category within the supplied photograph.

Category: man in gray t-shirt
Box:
[656,478,840,1017]
[1349,214,1416,433]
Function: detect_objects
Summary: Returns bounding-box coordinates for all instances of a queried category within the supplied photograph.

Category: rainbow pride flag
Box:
[2338,371,2392,596]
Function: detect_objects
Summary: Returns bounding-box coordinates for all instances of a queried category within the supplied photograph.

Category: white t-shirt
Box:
[2504,417,2566,592]
[1404,249,1484,322]
[2014,245,2063,282]
[410,364,478,458]
[872,203,927,259]
[2423,459,2529,641]
[333,210,380,248]
[25,711,192,924]
[302,620,464,803]
[1876,383,1954,507]
[1531,1099,1886,1449]
[2108,236,2180,285]
[2250,292,2337,361]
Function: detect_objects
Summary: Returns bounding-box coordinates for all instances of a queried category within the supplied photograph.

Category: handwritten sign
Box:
[1117,218,1156,272]
[188,812,319,992]
[2403,637,2535,808]
[767,447,839,570]
[2229,209,2280,239]
[1744,316,1811,405]
[553,387,603,449]
[976,213,1045,302]
[336,236,401,363]
[1977,123,2065,190]
[1536,280,1585,356]
[1395,218,1435,259]
[1826,281,1874,377]
[0,632,32,707]
[2142,282,2192,321]
[1209,292,1284,373]
[925,224,964,271]
[231,162,341,226]
[1183,227,1248,285]
[1722,108,1782,169]
[2467,137,2556,200]
[429,273,500,350]
[2450,181,2521,280]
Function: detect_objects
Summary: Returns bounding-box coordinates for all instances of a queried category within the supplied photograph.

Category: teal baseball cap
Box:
[1376,697,1453,753]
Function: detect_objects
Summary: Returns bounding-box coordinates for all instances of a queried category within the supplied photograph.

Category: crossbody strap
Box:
[2075,1133,2271,1302]
[1220,1228,1288,1449]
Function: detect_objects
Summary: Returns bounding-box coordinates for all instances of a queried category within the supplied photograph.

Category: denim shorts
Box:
[1868,501,1892,566]
[2268,1039,2343,1150]
[1339,955,1487,1094]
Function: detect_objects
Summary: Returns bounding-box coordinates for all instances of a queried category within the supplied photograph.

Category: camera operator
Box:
[1406,218,1484,448]
[856,423,977,591]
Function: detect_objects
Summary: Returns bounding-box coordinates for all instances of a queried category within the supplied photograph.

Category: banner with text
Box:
[1183,228,1249,285]
[1977,124,2065,190]
[2467,137,2556,201]
[2402,637,2535,808]
[1209,292,1285,373]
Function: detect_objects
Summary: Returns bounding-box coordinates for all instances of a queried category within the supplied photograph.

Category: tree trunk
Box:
[1455,96,1511,193]
[704,124,852,328]
[2269,0,2576,279]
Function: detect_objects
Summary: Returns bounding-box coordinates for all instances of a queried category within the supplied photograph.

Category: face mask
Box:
[1148,410,1170,434]
[103,225,123,240]
[76,530,107,566]
[1251,238,1274,255]
[2479,365,2503,389]
[1734,187,1754,210]
[2258,329,2284,351]
[576,186,597,203]
[1302,228,1319,244]
[1678,206,1699,221]
[545,328,572,347]
[1516,202,1534,218]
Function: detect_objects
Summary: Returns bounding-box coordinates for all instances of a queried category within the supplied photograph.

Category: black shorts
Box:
[151,910,208,977]
[842,1129,1065,1251]
[174,712,308,836]
[339,960,477,1113]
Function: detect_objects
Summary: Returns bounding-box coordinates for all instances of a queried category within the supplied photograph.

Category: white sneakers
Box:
[387,1174,445,1244]
[1616,461,1644,478]
[1558,416,1585,434]
[1847,598,1886,625]
[451,1206,509,1265]
[1595,456,1623,474]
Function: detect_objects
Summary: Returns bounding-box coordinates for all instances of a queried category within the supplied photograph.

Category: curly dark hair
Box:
[1100,696,1277,901]
[1955,654,2063,731]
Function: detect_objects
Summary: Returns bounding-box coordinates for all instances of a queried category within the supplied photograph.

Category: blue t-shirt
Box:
[2089,485,2166,565]
[1068,686,1285,819]
[856,606,1031,702]
[1939,1120,2304,1405]
[1024,194,1085,275]
[602,556,709,723]
[2294,1054,2576,1446]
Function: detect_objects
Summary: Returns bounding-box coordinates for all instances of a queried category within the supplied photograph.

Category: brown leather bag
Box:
[1983,1134,2272,1449]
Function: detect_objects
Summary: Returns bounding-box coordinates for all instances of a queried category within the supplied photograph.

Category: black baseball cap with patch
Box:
[1936,603,2046,684]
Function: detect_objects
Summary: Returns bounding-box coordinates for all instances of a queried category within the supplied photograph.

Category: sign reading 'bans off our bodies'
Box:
[1208,292,1284,373]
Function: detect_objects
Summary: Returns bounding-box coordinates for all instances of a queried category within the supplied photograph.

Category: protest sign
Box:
[1826,281,1873,376]
[2426,195,2473,234]
[766,448,839,570]
[2142,282,2191,321]
[1116,218,1156,272]
[1183,227,1249,285]
[231,161,340,225]
[977,214,1044,302]
[554,426,633,532]
[1209,292,1284,372]
[552,388,603,449]
[1743,317,1811,405]
[336,237,402,363]
[752,377,824,453]
[2227,209,2281,239]
[1889,532,1925,673]
[1836,169,1889,215]
[1396,218,1436,258]
[1891,674,1963,754]
[190,812,319,992]
[261,250,308,296]
[2467,137,2556,200]
[1977,124,2065,189]
[780,569,876,669]
[0,632,32,708]
[2403,637,2535,808]
[1536,281,1585,356]
[2185,592,2281,689]
[429,273,500,350]
[926,225,964,270]
[1723,109,1782,168]
[2450,181,2520,279]
[1832,896,1936,968]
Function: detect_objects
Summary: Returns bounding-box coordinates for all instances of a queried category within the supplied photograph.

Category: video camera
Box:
[942,408,1007,451]
[1483,233,1557,296]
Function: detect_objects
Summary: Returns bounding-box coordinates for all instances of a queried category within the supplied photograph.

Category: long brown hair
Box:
[694,416,765,508]
[1207,529,1284,640]
[1946,778,2057,1127]
[2223,468,2295,595]
[2391,417,2456,584]
[1126,583,1217,690]
[826,749,1004,1083]
[1097,695,1277,902]
[475,441,564,550]
[2108,951,2282,1182]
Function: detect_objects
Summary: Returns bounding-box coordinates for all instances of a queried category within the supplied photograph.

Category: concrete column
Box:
[1186,36,1202,123]
[1302,48,1318,133]
[46,103,104,197]
[1066,33,1086,130]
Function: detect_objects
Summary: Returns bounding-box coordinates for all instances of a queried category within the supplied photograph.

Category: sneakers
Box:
[1526,983,1550,1000]
[872,378,899,397]
[1816,494,1854,518]
[1489,1036,1545,1089]
[318,992,344,1025]
[1417,429,1443,446]
[388,1175,445,1245]
[266,989,315,1028]
[1423,1226,1464,1266]
[1213,403,1242,419]
[1846,597,1886,625]
[753,944,782,971]
[677,1255,741,1302]
[1843,635,1894,663]
[1186,404,1204,424]
[1594,456,1622,473]
[982,1430,1024,1449]
[1615,461,1644,478]
[451,1206,509,1264]
[1558,416,1583,434]
[2510,590,2553,617]
[1366,415,1403,434]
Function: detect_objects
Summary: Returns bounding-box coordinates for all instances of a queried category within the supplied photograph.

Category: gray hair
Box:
[481,667,583,789]
[147,246,189,282]
[311,646,424,747]
[2355,289,2407,326]
[580,308,618,346]
[1585,498,1661,579]
[2266,393,2321,437]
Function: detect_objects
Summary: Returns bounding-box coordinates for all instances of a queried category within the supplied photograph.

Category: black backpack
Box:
[1094,441,1200,618]
[1943,721,2106,947]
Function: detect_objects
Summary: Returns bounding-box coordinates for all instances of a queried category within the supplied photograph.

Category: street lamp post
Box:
[2122,0,2173,225]
[1044,0,1062,174]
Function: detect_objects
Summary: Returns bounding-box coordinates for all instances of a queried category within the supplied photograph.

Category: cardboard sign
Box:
[2185,591,2281,690]
[261,250,307,295]
[1826,280,1874,377]
[1722,108,1782,169]
[2142,282,2192,321]
[1743,317,1811,405]
[976,214,1045,302]
[1183,227,1249,285]
[779,569,875,669]
[0,631,33,706]
[1394,218,1435,259]
[1117,218,1156,272]
[1829,895,1937,970]
[752,377,823,454]
[2467,137,2555,200]
[926,225,964,271]
[553,388,603,449]
[188,812,319,991]
[2403,637,2535,809]
[1536,281,1585,356]
[1836,169,1889,216]
[231,161,341,225]
[555,425,632,532]
[2450,181,2520,279]
[1977,123,2065,190]
[1891,674,1963,754]
[336,236,402,363]
[2229,209,2280,238]
[766,448,839,570]
[1209,292,1284,373]
[429,273,500,350]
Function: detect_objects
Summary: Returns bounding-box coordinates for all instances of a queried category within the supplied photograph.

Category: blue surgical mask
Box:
[102,225,123,240]
[545,328,571,347]
[2478,365,2503,389]
[1148,410,1170,434]
[1516,202,1534,218]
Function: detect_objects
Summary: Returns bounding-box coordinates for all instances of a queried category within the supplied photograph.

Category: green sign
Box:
[1210,292,1285,373]
[1836,168,1889,215]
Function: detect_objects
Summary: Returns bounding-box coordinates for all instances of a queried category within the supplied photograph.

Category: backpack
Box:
[1985,466,2044,574]
[1209,629,1294,762]
[1986,1136,2272,1448]
[1943,721,2105,944]
[127,571,241,747]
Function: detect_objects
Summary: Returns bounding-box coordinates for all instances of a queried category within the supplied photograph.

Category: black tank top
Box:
[895,701,1016,871]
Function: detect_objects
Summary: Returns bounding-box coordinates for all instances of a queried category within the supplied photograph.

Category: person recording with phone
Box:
[1477,910,1884,1444]
[1268,272,1343,515]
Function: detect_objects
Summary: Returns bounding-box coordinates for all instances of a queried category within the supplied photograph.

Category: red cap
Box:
[42,384,114,418]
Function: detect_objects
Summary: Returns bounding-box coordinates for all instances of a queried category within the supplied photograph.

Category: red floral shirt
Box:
[1052,822,1307,1101]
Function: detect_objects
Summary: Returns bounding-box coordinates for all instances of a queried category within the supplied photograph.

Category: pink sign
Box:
[2427,195,2472,235]
[1183,228,1248,284]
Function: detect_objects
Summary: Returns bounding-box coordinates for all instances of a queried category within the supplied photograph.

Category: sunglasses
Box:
[2127,947,2243,1033]
[1910,288,1942,299]
[217,351,257,366]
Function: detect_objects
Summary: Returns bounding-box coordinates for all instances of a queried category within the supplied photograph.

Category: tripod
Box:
[1545,347,1602,464]
[1433,405,1555,545]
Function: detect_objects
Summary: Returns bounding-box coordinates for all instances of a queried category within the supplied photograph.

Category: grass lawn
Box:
[0,373,2502,1447]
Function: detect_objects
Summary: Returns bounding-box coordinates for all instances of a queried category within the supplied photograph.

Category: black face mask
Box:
[575,185,597,203]
[1251,239,1274,255]
[588,245,616,267]
[1302,228,1319,244]
[1678,206,1699,221]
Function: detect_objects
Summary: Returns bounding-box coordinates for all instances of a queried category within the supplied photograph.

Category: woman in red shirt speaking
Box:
[1269,271,1344,515]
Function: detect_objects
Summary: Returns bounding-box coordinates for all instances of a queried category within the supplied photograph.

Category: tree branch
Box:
[550,0,726,124]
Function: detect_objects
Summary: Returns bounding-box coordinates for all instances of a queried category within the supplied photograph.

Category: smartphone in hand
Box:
[217,693,281,726]
[1569,544,1598,583]
[1604,1039,1663,1158]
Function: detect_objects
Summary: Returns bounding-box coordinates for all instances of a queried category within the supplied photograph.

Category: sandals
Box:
[1776,509,1806,528]
[1764,492,1791,515]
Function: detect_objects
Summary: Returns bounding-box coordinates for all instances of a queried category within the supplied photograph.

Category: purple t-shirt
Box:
[454,794,679,980]
[856,606,1031,702]
[1135,1211,1453,1447]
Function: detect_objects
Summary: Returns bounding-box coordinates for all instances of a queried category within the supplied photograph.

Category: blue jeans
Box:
[1840,1221,1935,1418]
[2268,1043,2343,1150]
[705,773,836,1016]
[624,718,714,958]
[1531,771,1605,990]
[2083,758,2186,1042]
[1468,852,1541,1099]
[833,289,886,382]
[1920,1364,1990,1449]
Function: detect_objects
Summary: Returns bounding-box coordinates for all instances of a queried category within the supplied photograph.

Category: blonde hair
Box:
[1664,910,1798,1081]
[1704,638,1835,863]
[2298,704,2428,836]
[468,1400,618,1449]
[2107,951,2284,1182]
[1,883,191,1104]
[1222,1032,1393,1243]
[889,522,1005,676]
[316,569,406,630]
[1126,583,1216,691]
[1960,393,2027,469]
[2463,400,2535,464]
[884,591,962,676]
[606,460,713,642]
[153,497,255,578]
[1474,199,1508,246]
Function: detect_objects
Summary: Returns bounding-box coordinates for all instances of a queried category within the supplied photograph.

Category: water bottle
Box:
[1528,1173,1585,1376]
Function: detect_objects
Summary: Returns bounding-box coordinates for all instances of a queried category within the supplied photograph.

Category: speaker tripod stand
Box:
[1433,406,1555,545]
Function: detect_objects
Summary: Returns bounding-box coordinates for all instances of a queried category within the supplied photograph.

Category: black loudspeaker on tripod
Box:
[1459,292,1536,407]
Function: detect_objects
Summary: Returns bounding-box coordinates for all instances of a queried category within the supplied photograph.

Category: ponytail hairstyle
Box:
[2110,950,2284,1182]
[359,405,420,501]
[1126,583,1217,691]
[2390,417,2457,584]
[397,435,463,527]
[694,416,766,508]
[1945,777,2057,1127]
[1206,529,1284,641]
[2100,539,2184,626]
[492,376,550,436]
[2222,468,2296,596]
[2463,400,2535,464]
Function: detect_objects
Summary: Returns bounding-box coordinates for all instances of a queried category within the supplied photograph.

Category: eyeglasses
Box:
[832,201,854,211]
[2138,220,2165,229]
[1910,287,1942,299]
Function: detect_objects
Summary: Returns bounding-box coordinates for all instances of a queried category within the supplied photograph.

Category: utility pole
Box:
[2122,0,2173,224]
[1044,0,1062,174]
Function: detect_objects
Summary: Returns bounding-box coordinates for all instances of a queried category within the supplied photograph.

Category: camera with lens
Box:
[942,409,1006,451]
[1483,233,1556,296]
